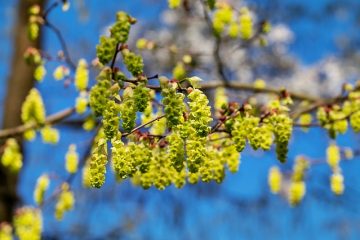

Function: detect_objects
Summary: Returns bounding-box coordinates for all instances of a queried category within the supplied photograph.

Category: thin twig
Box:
[122,114,165,137]
[43,21,76,69]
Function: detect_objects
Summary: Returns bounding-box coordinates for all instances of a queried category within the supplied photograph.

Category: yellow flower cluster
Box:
[28,5,41,41]
[239,7,253,40]
[21,88,46,125]
[74,59,89,91]
[212,4,254,40]
[330,172,344,195]
[65,144,79,174]
[89,130,108,188]
[82,158,92,188]
[317,106,348,138]
[55,183,75,220]
[75,92,88,114]
[172,62,186,80]
[1,138,23,172]
[40,125,60,144]
[288,181,306,206]
[326,143,340,169]
[288,156,309,206]
[268,166,282,194]
[298,113,312,132]
[213,3,233,34]
[33,174,50,206]
[14,207,42,240]
[214,87,228,111]
[53,65,69,81]
[34,65,46,82]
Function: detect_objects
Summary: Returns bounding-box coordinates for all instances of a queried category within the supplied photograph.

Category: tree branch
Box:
[0,108,75,140]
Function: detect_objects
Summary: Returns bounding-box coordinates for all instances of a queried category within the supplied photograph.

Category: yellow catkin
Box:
[53,66,69,80]
[75,92,88,114]
[33,174,50,205]
[65,144,79,174]
[253,79,266,89]
[74,59,89,91]
[14,207,42,240]
[172,62,186,80]
[34,65,46,82]
[1,138,23,172]
[268,166,282,194]
[292,156,309,182]
[288,181,306,206]
[239,7,253,40]
[298,113,312,131]
[40,125,60,144]
[136,38,148,49]
[82,158,92,188]
[228,21,240,38]
[326,143,340,169]
[83,116,96,131]
[21,88,46,125]
[55,183,75,220]
[24,129,36,141]
[330,172,344,195]
[214,87,228,111]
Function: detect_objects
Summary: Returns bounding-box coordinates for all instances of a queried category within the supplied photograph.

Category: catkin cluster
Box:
[96,11,135,65]
[65,144,79,174]
[55,183,75,220]
[122,50,144,77]
[1,138,23,172]
[74,59,89,91]
[89,130,108,188]
[89,68,112,116]
[268,114,293,163]
[268,166,282,194]
[317,106,348,138]
[133,83,150,112]
[103,99,121,140]
[120,87,137,132]
[212,3,255,40]
[161,80,185,128]
[287,156,309,206]
[33,174,50,206]
[187,89,212,137]
[14,207,42,240]
[40,125,60,144]
[21,88,46,125]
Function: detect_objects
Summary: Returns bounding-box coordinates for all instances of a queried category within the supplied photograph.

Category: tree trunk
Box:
[0,0,45,222]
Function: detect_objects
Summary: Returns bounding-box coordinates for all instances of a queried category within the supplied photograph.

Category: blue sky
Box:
[1,1,360,239]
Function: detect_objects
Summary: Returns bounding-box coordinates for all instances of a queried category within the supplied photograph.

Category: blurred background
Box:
[1,0,360,239]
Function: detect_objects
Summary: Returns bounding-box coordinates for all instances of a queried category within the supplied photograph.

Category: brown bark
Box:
[0,0,45,222]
